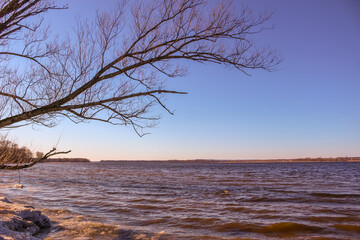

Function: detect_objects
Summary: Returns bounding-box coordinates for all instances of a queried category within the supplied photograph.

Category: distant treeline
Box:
[101,157,360,164]
[43,158,90,163]
[166,157,360,164]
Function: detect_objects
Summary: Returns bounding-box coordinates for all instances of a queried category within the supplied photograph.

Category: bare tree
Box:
[0,0,281,136]
[0,135,70,170]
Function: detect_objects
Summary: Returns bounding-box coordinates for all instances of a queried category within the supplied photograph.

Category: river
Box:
[1,161,360,239]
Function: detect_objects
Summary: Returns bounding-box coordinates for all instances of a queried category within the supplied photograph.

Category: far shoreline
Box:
[40,157,360,164]
[99,157,360,164]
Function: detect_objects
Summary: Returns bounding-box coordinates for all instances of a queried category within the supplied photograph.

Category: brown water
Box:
[1,161,360,239]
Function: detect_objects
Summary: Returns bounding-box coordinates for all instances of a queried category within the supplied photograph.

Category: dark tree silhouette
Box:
[0,0,281,136]
[0,135,70,170]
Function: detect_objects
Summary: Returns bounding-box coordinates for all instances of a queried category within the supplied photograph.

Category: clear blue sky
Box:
[5,0,360,161]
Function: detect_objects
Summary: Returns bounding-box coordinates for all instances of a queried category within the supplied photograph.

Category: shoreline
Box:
[100,158,360,163]
[0,194,170,240]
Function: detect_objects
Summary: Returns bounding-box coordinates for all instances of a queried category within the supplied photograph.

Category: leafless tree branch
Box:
[0,0,281,133]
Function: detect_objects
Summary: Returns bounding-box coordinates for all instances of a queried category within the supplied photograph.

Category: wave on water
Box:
[310,192,360,198]
[333,224,360,234]
[215,222,323,235]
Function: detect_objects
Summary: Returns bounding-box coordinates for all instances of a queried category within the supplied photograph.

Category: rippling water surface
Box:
[1,161,360,239]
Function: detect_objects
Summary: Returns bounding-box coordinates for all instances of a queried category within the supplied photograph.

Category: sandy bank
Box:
[0,196,172,240]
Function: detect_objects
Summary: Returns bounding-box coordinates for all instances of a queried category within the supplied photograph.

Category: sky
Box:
[4,0,360,161]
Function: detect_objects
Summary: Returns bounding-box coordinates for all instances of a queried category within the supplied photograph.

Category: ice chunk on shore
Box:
[0,196,51,240]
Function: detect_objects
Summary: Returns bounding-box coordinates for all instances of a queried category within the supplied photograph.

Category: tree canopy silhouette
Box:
[0,0,280,136]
